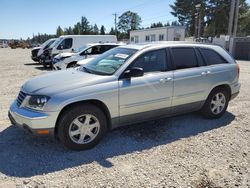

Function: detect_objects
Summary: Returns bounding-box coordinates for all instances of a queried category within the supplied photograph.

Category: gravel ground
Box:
[0,48,249,188]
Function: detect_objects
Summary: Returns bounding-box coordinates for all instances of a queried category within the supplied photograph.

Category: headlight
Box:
[24,95,50,110]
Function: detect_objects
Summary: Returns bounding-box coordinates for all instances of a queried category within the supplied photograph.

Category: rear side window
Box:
[132,49,167,73]
[171,48,198,69]
[200,48,228,65]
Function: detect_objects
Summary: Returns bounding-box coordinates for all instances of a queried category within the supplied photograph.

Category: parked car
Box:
[40,35,117,67]
[9,40,29,49]
[31,47,41,62]
[31,38,57,62]
[52,43,123,70]
[0,41,8,48]
[9,42,240,150]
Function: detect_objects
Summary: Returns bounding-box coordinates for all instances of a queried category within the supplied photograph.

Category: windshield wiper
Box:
[82,66,93,74]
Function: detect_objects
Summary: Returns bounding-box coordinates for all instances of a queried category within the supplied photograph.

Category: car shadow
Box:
[34,66,52,71]
[24,63,40,66]
[0,112,235,178]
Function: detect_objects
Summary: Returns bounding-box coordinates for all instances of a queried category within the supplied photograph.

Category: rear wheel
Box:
[201,87,230,119]
[57,104,107,150]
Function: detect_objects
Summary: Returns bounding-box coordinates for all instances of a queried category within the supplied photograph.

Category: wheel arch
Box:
[208,84,232,99]
[66,61,77,68]
[54,99,112,137]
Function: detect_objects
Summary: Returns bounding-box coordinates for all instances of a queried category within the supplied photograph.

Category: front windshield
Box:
[43,40,56,50]
[74,45,88,53]
[82,47,137,75]
[50,38,63,48]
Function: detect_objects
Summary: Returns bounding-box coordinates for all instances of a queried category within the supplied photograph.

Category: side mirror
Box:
[59,44,64,50]
[123,67,144,79]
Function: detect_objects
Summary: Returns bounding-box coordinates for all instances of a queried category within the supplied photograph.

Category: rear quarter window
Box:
[200,48,228,65]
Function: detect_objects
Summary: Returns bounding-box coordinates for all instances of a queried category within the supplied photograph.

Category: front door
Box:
[118,49,174,125]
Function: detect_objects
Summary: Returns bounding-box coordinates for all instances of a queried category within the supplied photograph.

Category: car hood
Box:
[22,69,115,96]
[55,52,75,59]
[32,47,41,51]
[77,58,94,65]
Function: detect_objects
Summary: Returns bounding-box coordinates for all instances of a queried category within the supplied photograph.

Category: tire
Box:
[66,62,77,69]
[57,104,107,150]
[201,87,230,119]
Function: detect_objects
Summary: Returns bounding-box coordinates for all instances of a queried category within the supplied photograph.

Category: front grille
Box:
[31,49,39,57]
[16,91,27,107]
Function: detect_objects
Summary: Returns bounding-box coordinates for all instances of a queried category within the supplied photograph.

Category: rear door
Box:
[170,47,210,113]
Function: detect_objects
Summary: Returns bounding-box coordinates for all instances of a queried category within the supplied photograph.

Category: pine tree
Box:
[56,26,64,37]
[100,25,106,35]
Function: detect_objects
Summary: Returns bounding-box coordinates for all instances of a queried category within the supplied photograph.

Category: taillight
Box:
[236,63,240,79]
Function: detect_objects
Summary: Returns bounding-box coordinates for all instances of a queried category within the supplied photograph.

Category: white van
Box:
[51,35,117,56]
[41,35,117,67]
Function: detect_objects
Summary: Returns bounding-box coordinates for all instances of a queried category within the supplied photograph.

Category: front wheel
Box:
[57,104,107,150]
[66,62,77,69]
[201,87,230,119]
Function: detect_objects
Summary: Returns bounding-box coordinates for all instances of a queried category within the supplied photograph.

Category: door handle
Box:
[206,70,212,75]
[160,77,172,83]
[201,71,207,76]
[201,71,212,76]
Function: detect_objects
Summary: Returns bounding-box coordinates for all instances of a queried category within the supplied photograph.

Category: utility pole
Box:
[112,13,118,38]
[195,4,201,40]
[233,0,240,37]
[228,0,236,36]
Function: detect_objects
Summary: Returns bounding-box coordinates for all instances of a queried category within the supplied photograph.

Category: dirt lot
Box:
[0,48,249,188]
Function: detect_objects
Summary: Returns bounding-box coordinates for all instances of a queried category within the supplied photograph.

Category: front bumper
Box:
[8,101,59,135]
[31,56,39,62]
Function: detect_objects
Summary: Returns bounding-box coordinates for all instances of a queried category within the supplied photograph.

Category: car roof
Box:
[87,42,122,46]
[122,42,222,51]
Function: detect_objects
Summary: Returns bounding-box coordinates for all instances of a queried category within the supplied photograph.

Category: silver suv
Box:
[9,43,240,150]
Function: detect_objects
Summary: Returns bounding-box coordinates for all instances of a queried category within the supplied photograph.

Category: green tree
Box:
[118,11,142,38]
[205,0,249,36]
[150,22,163,28]
[109,27,116,35]
[171,0,207,36]
[73,22,81,35]
[100,25,106,35]
[80,16,91,34]
[56,26,64,37]
[165,22,170,26]
[93,24,99,34]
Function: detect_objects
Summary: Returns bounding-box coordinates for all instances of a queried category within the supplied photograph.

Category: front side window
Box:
[57,38,73,50]
[171,48,198,69]
[83,48,137,75]
[132,49,167,73]
[200,48,228,65]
